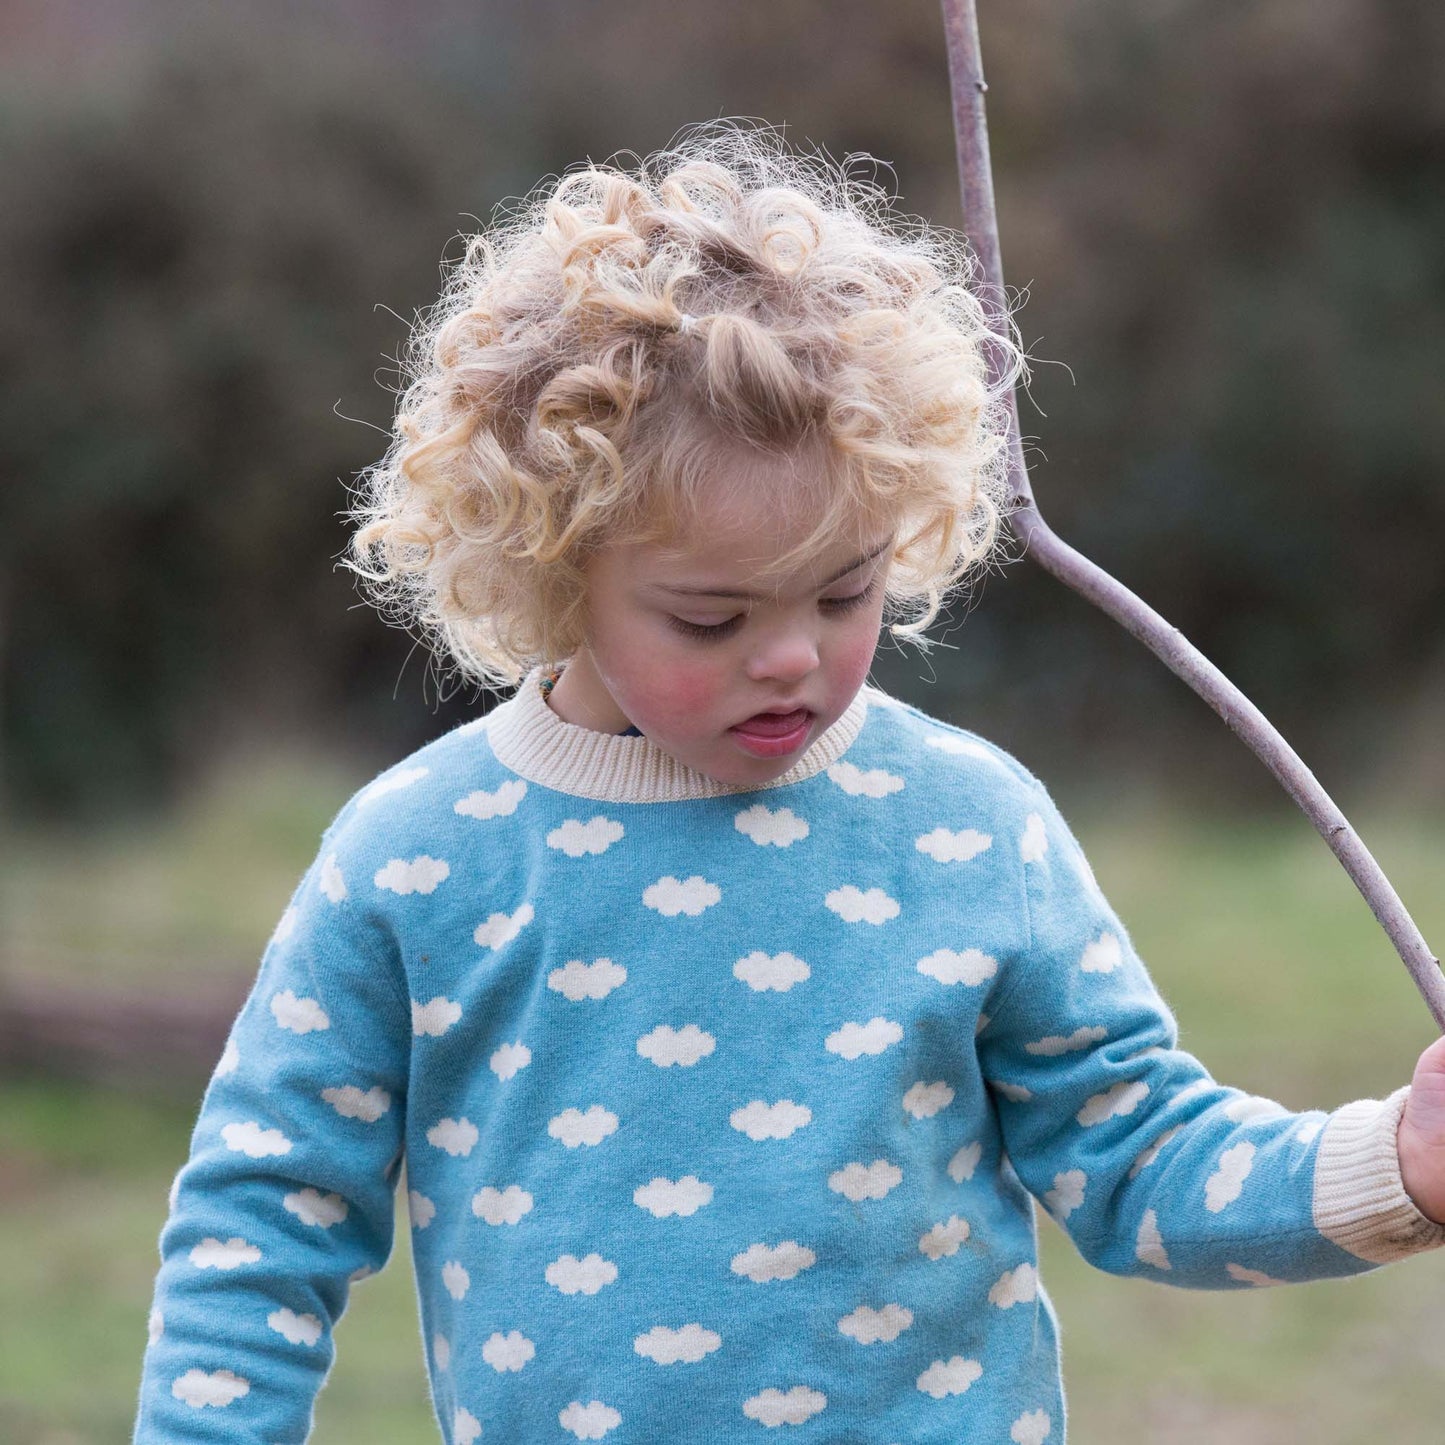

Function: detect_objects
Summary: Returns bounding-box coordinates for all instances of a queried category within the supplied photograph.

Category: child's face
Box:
[549,447,892,786]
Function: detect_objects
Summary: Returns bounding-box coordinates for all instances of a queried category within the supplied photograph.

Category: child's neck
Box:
[543,654,634,735]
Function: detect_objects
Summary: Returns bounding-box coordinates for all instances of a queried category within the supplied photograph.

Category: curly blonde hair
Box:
[346,120,1022,691]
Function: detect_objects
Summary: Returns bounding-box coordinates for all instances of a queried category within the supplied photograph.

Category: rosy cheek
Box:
[834,629,880,691]
[661,663,725,722]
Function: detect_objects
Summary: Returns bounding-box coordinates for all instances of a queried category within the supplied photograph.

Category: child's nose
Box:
[744,624,820,685]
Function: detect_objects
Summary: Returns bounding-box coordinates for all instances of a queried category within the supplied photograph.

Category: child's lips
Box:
[728,708,814,758]
[731,707,812,739]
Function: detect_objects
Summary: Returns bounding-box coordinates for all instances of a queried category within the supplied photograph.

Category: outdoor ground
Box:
[3,753,1443,1443]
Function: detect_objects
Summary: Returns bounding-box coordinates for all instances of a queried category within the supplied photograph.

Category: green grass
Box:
[3,762,1444,1442]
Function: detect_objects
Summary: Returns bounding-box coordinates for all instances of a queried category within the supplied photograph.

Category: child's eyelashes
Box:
[665,579,879,643]
[821,578,880,615]
[668,614,744,642]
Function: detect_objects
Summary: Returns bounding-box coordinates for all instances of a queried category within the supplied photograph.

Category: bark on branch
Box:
[940,0,1445,1030]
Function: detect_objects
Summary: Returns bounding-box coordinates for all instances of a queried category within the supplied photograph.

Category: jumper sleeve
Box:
[975,787,1445,1288]
[132,816,411,1442]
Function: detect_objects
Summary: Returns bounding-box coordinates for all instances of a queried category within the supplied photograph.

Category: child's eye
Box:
[667,614,744,642]
[820,578,879,614]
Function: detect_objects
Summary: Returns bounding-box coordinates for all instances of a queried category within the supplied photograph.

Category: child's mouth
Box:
[728,708,813,757]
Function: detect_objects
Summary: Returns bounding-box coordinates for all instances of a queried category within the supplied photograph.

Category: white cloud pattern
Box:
[1012,1409,1053,1445]
[1019,813,1049,864]
[1136,1209,1171,1269]
[915,828,992,863]
[734,951,810,991]
[1223,1094,1288,1124]
[925,732,997,759]
[1227,1262,1287,1287]
[988,1263,1038,1309]
[375,856,450,895]
[321,1085,391,1122]
[948,1141,982,1182]
[549,958,627,1001]
[268,1307,322,1346]
[643,875,721,917]
[637,1024,716,1067]
[1128,1125,1182,1178]
[483,1330,535,1372]
[825,885,900,925]
[1171,1078,1215,1107]
[743,1386,827,1427]
[1044,1170,1087,1221]
[427,1117,479,1157]
[360,766,428,804]
[271,990,329,1034]
[473,1184,533,1226]
[917,948,997,986]
[1080,933,1122,973]
[546,1253,618,1295]
[408,1191,435,1229]
[221,1121,292,1158]
[1076,1080,1148,1127]
[454,778,526,819]
[474,902,534,949]
[1206,1142,1256,1213]
[171,1368,250,1408]
[917,1357,982,1398]
[319,854,347,904]
[215,1039,239,1076]
[634,1176,713,1217]
[491,1041,531,1080]
[839,1303,912,1344]
[731,1241,816,1283]
[189,1236,260,1270]
[549,1105,620,1148]
[453,1408,482,1445]
[548,816,625,857]
[827,761,904,797]
[734,804,809,847]
[442,1261,470,1300]
[919,1215,971,1260]
[559,1401,622,1440]
[828,1160,902,1201]
[634,1323,722,1364]
[411,997,462,1037]
[903,1081,955,1119]
[730,1099,812,1140]
[270,906,298,947]
[283,1188,348,1228]
[825,1017,902,1059]
[1026,1026,1107,1056]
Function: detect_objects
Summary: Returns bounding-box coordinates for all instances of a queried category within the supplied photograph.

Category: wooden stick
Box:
[940,0,1445,1030]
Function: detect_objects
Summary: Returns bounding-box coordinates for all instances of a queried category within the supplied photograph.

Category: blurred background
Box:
[1,0,1442,1440]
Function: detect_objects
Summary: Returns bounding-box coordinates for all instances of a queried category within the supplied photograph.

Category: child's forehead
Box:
[638,457,891,589]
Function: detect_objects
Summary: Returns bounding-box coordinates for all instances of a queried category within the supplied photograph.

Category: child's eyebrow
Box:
[651,539,892,601]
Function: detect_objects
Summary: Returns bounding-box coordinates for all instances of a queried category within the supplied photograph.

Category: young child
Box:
[133,123,1445,1444]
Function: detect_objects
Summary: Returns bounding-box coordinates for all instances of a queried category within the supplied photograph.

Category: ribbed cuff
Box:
[1312,1086,1445,1264]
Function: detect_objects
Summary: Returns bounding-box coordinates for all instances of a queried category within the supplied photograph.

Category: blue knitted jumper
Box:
[133,673,1445,1444]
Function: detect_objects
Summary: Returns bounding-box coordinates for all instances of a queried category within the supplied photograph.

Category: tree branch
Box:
[940,0,1445,1031]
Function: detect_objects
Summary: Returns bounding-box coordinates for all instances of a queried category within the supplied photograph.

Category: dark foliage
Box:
[2,0,1441,818]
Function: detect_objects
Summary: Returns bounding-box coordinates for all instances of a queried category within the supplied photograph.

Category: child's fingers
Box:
[1406,1033,1445,1143]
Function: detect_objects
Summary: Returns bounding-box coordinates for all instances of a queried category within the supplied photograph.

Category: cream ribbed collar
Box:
[481,666,873,802]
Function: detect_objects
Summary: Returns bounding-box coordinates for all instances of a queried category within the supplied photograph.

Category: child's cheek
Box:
[654,660,729,729]
[834,627,881,695]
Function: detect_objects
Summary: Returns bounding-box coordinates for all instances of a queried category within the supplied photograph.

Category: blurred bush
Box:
[2,0,1441,821]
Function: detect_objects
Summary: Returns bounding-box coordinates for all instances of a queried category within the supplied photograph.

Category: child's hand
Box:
[1397,1034,1445,1225]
